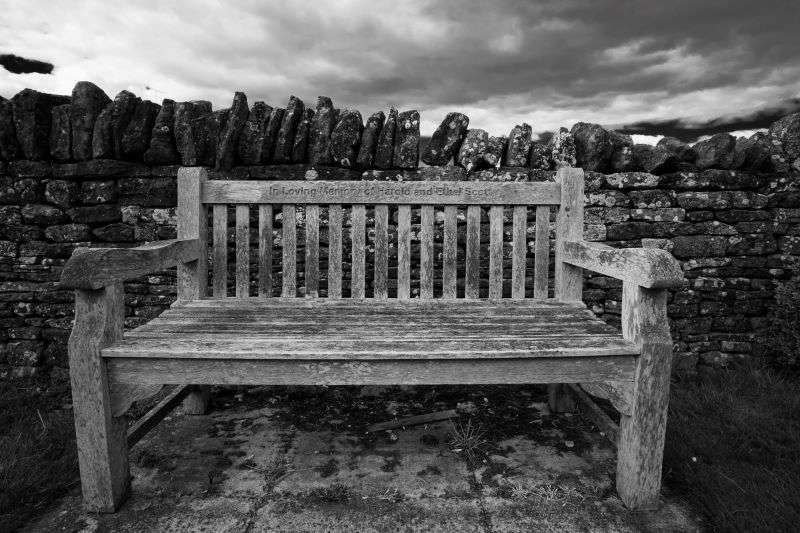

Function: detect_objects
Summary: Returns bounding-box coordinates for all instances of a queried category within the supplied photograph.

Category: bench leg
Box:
[69,285,129,512]
[616,283,672,509]
[183,385,211,415]
[547,384,576,413]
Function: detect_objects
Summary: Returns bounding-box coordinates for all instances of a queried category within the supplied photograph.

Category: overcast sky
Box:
[1,0,799,139]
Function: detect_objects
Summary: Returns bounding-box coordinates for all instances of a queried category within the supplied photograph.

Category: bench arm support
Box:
[60,239,201,290]
[562,241,685,289]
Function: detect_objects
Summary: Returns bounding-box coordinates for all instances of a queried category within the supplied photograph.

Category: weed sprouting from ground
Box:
[447,418,487,462]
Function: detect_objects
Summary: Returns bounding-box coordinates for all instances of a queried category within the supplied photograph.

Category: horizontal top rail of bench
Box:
[201,180,562,205]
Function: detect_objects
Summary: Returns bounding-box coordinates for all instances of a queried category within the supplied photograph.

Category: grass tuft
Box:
[665,361,800,532]
[0,377,78,531]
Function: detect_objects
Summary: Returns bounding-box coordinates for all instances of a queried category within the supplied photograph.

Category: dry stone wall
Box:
[1,82,800,383]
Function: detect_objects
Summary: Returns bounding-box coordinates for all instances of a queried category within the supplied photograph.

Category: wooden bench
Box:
[60,166,685,512]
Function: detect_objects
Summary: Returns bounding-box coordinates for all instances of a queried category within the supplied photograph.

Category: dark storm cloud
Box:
[2,0,798,135]
[0,54,53,74]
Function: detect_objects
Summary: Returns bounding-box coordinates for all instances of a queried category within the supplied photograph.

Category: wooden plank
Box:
[554,167,584,302]
[235,204,250,298]
[465,205,481,298]
[108,356,635,387]
[420,205,435,299]
[511,205,526,299]
[351,205,366,298]
[616,283,673,509]
[568,384,619,447]
[103,335,640,359]
[442,205,458,299]
[176,167,207,300]
[305,204,320,297]
[562,241,684,289]
[328,205,343,298]
[281,205,296,297]
[258,205,273,297]
[212,204,228,298]
[488,206,504,299]
[127,385,191,447]
[374,204,389,299]
[60,239,200,291]
[69,283,129,512]
[534,205,550,300]
[203,180,561,205]
[580,381,634,415]
[397,205,411,299]
[367,409,457,432]
[178,297,581,310]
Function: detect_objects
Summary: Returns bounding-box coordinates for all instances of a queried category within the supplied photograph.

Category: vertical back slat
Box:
[534,205,550,299]
[235,205,249,298]
[511,205,526,299]
[258,205,273,297]
[282,205,296,297]
[328,205,343,298]
[419,205,435,299]
[555,167,584,302]
[465,205,481,298]
[212,204,227,298]
[305,204,320,297]
[397,205,411,299]
[176,168,207,301]
[374,204,389,299]
[489,206,504,299]
[442,205,457,299]
[351,205,366,298]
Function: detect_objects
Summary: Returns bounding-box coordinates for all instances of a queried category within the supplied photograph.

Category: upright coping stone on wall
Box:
[11,89,71,160]
[393,110,420,169]
[70,81,111,161]
[356,111,385,168]
[374,107,397,169]
[273,95,304,164]
[143,99,179,165]
[174,100,212,166]
[215,91,249,171]
[330,109,363,168]
[309,96,336,165]
[237,101,273,166]
[421,112,469,166]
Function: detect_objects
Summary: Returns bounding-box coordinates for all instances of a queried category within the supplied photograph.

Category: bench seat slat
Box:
[105,300,639,361]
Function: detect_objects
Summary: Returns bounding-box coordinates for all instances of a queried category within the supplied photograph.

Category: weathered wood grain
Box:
[212,205,228,298]
[374,204,389,299]
[465,205,481,298]
[351,205,366,298]
[127,385,191,447]
[305,204,320,297]
[569,383,619,446]
[563,241,684,289]
[235,205,249,298]
[328,205,343,298]
[69,283,129,512]
[258,205,273,297]
[511,206,526,299]
[554,167,584,302]
[176,167,207,300]
[488,206,504,299]
[60,239,200,291]
[282,205,296,297]
[616,282,673,509]
[442,205,458,299]
[108,356,634,387]
[203,180,561,205]
[420,205,435,299]
[397,205,411,299]
[580,381,634,416]
[534,205,550,300]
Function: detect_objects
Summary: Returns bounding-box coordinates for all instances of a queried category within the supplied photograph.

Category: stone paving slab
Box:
[25,385,700,532]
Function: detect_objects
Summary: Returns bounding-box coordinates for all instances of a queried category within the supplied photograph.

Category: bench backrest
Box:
[176,166,585,301]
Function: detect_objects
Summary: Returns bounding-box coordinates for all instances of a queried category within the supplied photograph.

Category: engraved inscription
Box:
[268,183,490,200]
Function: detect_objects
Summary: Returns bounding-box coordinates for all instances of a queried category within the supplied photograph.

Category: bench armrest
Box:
[60,239,201,290]
[562,241,685,289]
